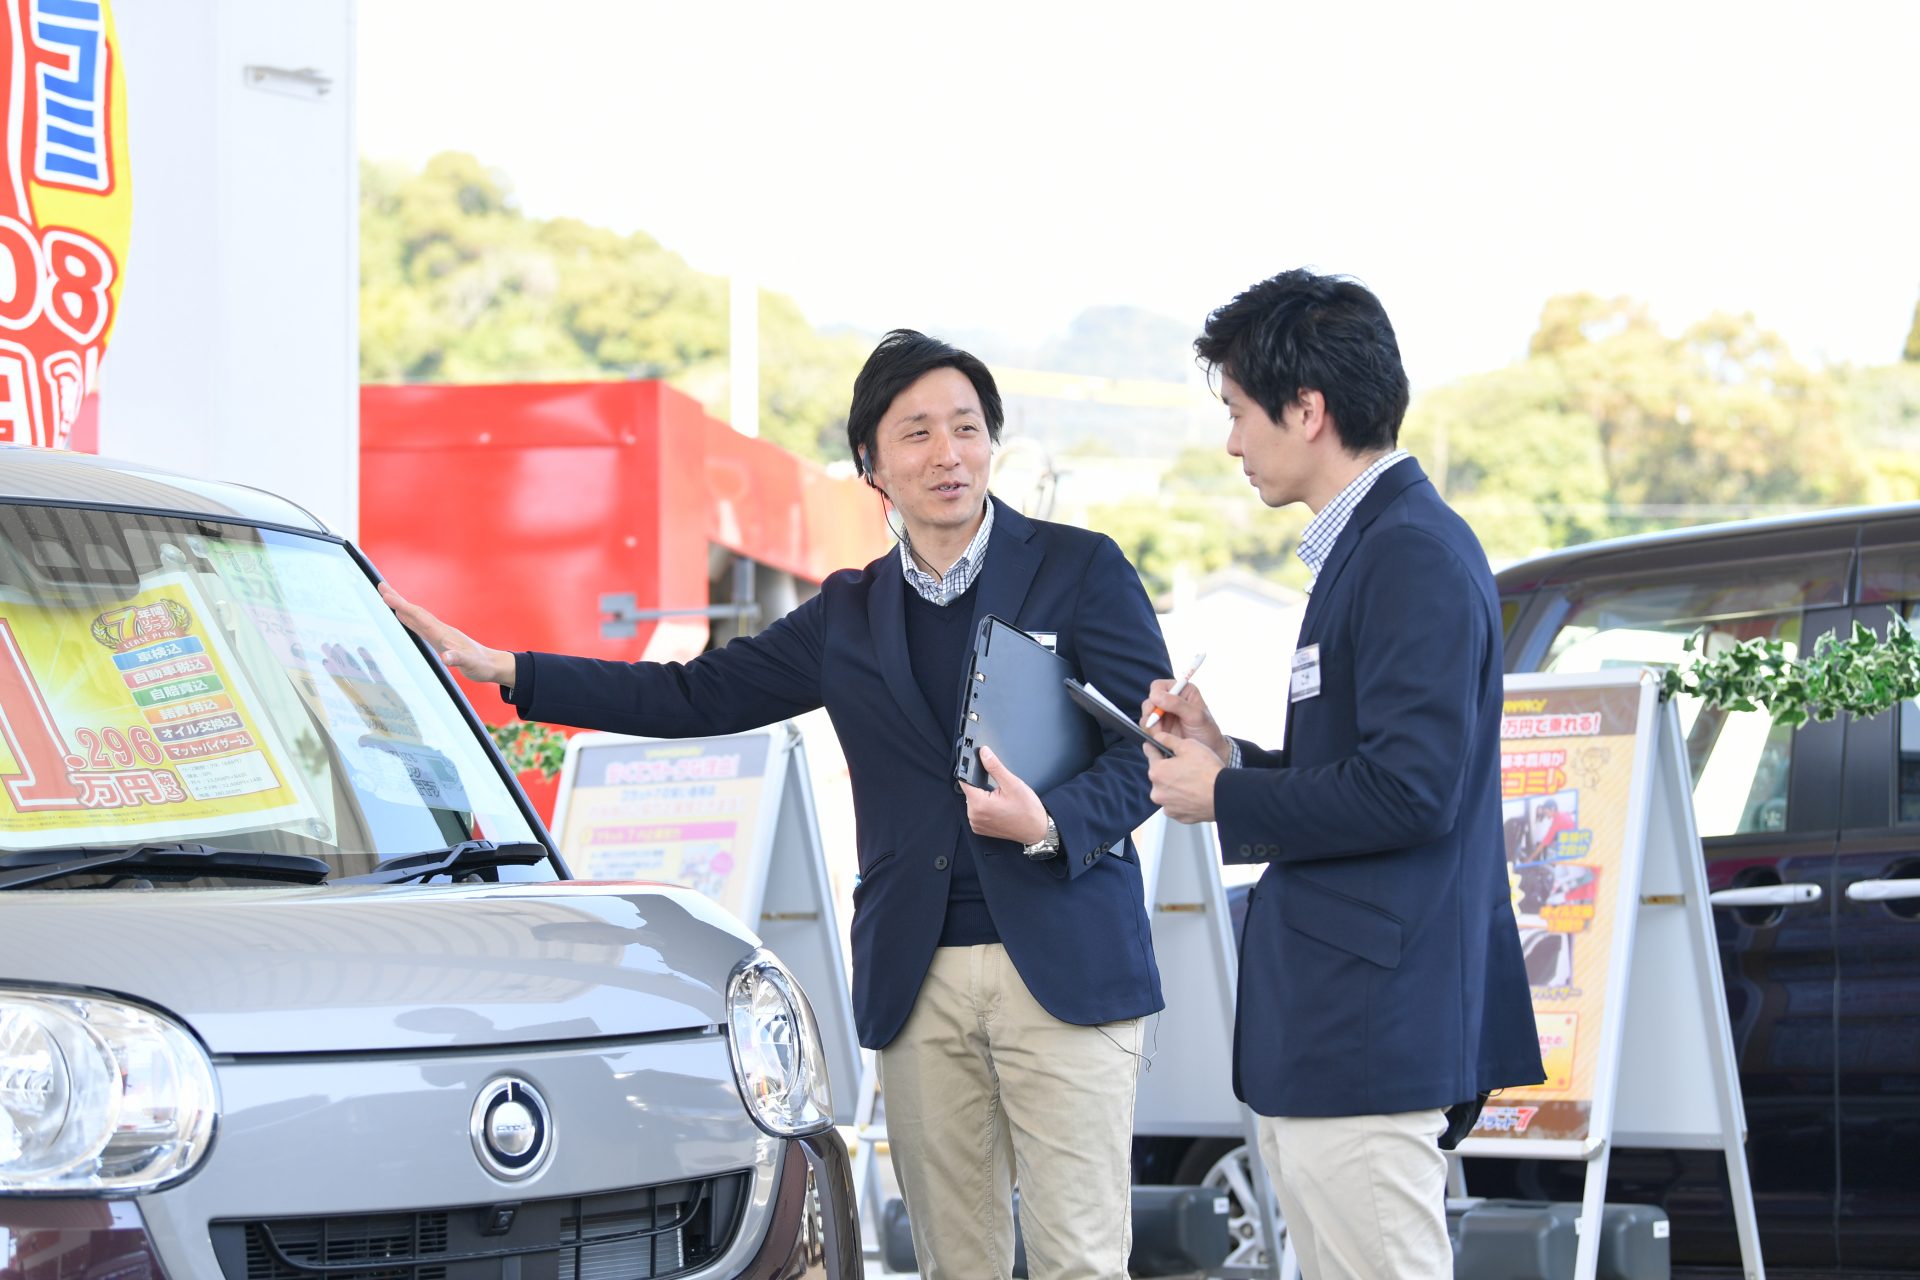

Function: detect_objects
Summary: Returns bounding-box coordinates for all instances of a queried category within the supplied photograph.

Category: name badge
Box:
[1029,631,1058,653]
[1290,644,1322,702]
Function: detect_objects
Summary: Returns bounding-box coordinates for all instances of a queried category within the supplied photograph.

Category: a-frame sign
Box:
[1456,668,1764,1280]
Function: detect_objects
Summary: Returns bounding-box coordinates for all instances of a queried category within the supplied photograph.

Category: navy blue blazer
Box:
[510,498,1171,1049]
[1214,459,1544,1117]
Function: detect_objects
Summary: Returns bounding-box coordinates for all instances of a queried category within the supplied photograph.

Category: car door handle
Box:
[1708,884,1823,908]
[1845,879,1920,903]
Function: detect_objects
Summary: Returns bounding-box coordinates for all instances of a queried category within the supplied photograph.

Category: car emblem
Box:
[469,1078,553,1181]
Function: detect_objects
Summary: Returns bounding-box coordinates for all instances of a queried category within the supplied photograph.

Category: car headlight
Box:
[724,950,832,1138]
[0,989,217,1193]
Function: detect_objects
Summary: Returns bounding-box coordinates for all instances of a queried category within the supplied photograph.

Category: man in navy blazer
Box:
[1143,271,1542,1280]
[382,331,1170,1280]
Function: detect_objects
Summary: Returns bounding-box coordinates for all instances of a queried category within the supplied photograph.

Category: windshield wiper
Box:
[341,840,550,886]
[0,843,332,891]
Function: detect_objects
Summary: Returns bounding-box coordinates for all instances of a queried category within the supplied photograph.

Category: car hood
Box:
[0,881,759,1055]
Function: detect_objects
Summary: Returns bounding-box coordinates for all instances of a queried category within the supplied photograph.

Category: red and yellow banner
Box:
[0,0,129,452]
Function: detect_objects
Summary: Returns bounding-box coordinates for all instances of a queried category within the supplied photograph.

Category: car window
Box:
[1535,561,1845,838]
[1859,546,1920,826]
[0,506,545,880]
[1858,542,1920,607]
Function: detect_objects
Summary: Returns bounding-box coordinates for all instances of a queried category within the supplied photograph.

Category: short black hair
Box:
[846,329,1003,478]
[1194,269,1410,455]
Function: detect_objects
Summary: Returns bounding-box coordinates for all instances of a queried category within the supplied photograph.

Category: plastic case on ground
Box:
[1450,1197,1670,1280]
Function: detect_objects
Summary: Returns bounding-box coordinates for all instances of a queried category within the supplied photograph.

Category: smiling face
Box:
[868,366,993,546]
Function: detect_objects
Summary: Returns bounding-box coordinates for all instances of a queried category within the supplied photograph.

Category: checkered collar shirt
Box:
[900,497,995,606]
[1296,450,1412,585]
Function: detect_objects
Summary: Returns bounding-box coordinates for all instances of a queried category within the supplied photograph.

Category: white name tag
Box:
[1290,644,1322,702]
[1029,631,1058,653]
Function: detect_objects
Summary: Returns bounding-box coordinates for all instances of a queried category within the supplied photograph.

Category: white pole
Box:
[729,272,759,438]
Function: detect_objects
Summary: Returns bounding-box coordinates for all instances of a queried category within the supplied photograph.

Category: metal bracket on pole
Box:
[600,559,762,639]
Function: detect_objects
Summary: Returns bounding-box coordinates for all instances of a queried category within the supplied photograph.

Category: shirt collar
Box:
[1296,450,1411,581]
[900,497,995,605]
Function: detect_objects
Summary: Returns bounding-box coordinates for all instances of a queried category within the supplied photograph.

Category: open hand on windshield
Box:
[378,584,515,686]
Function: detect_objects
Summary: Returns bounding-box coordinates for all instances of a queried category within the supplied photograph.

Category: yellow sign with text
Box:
[0,574,314,847]
[1473,684,1644,1144]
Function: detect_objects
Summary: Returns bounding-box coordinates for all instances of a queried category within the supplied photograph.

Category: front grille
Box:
[209,1172,750,1280]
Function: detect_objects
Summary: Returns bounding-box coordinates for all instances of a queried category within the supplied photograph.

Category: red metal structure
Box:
[360,380,888,818]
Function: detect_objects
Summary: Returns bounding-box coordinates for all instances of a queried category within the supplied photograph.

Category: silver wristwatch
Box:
[1022,811,1062,860]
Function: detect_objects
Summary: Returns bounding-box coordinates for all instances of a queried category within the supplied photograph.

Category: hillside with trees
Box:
[360,152,867,462]
[361,152,1920,588]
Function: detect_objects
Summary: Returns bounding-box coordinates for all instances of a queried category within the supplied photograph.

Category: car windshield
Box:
[0,504,548,882]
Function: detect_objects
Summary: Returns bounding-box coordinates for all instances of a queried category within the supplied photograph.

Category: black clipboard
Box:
[1064,678,1174,757]
[954,616,1103,794]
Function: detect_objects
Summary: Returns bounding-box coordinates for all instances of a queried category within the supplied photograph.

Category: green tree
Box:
[1833,361,1920,502]
[1596,310,1858,513]
[1098,291,1908,592]
[360,152,865,461]
[1400,359,1613,561]
[1409,292,1870,562]
[1082,447,1308,598]
[756,301,872,460]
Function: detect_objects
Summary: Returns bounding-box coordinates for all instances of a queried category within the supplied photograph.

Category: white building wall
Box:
[100,0,357,535]
[1158,577,1305,749]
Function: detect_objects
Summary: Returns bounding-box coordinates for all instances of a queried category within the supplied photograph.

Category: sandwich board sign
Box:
[548,722,859,1126]
[1456,668,1765,1280]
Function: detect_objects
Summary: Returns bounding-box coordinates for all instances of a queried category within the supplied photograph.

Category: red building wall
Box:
[360,379,888,817]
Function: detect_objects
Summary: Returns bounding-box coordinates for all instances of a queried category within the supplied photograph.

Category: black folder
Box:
[954,615,1104,794]
[1064,678,1174,757]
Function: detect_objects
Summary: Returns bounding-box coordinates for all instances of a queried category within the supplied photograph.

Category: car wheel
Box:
[1173,1139,1284,1267]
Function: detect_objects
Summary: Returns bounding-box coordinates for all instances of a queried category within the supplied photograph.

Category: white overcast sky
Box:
[357,0,1920,389]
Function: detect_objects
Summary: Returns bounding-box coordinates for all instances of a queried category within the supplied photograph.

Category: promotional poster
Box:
[1476,683,1646,1144]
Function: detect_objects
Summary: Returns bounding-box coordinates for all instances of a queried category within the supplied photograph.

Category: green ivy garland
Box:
[1659,608,1920,728]
[488,720,570,779]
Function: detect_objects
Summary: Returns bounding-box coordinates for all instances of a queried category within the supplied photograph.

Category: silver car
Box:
[0,446,857,1279]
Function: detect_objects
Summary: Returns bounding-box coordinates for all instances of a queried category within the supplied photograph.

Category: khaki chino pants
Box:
[880,943,1144,1280]
[1255,1108,1452,1280]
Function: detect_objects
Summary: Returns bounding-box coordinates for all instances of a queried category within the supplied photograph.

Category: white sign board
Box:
[1456,669,1764,1280]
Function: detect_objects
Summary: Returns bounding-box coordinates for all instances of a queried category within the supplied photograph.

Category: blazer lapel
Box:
[1299,458,1429,644]
[866,554,951,756]
[968,496,1043,632]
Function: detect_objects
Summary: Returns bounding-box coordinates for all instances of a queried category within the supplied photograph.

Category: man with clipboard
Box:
[1142,271,1542,1280]
[381,330,1171,1280]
